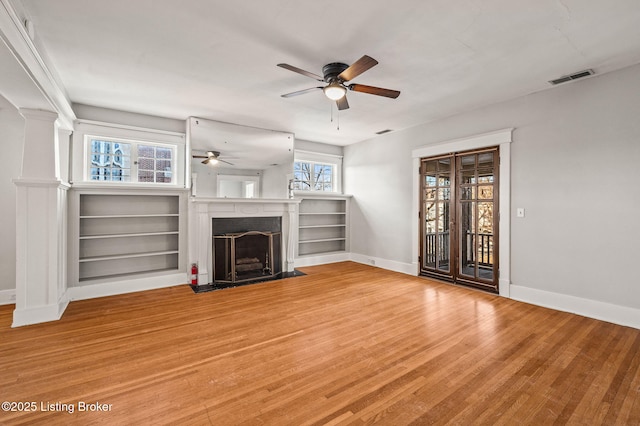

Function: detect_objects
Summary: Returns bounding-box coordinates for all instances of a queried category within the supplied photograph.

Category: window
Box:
[136,144,173,183]
[73,121,185,187]
[293,149,343,193]
[87,136,175,184]
[89,139,131,181]
[294,161,336,192]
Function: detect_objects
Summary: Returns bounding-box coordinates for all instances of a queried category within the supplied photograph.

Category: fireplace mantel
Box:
[191,197,300,204]
[188,197,301,286]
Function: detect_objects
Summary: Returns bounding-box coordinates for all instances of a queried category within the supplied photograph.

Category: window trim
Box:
[72,120,186,188]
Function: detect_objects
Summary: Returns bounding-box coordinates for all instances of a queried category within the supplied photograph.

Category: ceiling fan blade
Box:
[338,55,378,82]
[277,63,324,81]
[219,159,235,166]
[192,155,208,159]
[336,96,349,110]
[348,84,400,99]
[281,87,322,98]
[201,158,210,165]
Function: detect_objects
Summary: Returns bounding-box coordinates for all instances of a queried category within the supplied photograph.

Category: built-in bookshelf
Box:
[76,193,181,282]
[297,196,349,256]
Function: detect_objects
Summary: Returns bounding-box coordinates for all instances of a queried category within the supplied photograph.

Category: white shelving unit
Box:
[297,196,349,256]
[73,191,183,283]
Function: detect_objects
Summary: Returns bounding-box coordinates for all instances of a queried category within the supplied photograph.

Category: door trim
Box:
[412,128,513,297]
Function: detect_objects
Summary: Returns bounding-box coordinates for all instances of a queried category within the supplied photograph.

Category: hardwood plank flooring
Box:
[1,261,639,425]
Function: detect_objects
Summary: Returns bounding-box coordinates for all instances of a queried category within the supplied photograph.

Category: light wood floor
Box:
[1,262,639,425]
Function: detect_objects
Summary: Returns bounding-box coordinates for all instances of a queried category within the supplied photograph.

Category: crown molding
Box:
[0,0,75,129]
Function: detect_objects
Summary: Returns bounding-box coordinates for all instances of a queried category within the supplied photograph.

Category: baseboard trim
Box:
[510,284,640,330]
[499,278,510,298]
[295,252,351,267]
[12,297,69,327]
[67,272,188,301]
[349,253,417,276]
[0,289,16,306]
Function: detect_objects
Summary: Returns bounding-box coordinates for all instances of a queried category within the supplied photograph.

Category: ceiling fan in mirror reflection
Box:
[192,151,235,166]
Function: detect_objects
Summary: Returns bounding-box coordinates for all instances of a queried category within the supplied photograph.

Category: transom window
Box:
[87,136,175,184]
[294,161,335,192]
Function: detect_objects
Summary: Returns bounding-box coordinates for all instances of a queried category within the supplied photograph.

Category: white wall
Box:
[344,63,640,314]
[73,104,185,133]
[344,139,414,263]
[0,95,24,294]
[262,162,291,199]
[296,139,344,157]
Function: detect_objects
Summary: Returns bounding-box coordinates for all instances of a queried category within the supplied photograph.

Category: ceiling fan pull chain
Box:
[328,101,339,130]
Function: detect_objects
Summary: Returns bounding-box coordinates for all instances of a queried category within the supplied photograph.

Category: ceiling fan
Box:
[192,151,234,166]
[277,55,400,110]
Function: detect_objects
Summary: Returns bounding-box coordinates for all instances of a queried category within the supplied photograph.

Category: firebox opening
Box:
[211,217,283,287]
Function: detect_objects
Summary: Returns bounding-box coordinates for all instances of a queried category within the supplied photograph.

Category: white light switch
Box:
[516,208,525,218]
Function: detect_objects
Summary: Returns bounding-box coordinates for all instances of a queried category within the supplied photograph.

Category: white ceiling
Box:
[18,0,640,146]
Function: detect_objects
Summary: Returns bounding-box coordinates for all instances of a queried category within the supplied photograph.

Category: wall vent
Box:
[549,69,594,85]
[376,129,393,135]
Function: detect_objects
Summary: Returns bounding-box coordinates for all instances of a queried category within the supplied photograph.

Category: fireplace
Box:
[211,216,282,285]
[188,198,299,287]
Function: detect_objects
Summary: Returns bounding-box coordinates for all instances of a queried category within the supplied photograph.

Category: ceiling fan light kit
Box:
[323,81,346,100]
[278,55,400,111]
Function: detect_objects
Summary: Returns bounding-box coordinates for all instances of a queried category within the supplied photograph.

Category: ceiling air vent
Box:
[376,129,393,135]
[549,69,594,85]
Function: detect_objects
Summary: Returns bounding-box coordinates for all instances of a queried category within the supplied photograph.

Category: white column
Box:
[12,109,70,327]
[198,202,211,285]
[57,128,72,184]
[284,203,296,272]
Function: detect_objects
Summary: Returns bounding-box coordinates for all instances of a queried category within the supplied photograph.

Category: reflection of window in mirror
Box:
[217,174,261,198]
[189,118,294,199]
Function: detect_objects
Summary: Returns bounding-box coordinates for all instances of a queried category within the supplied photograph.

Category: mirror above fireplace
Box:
[189,117,294,199]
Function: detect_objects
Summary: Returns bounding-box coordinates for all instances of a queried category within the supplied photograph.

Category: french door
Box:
[419,147,499,292]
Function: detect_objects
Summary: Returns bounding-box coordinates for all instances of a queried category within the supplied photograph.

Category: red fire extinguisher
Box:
[191,263,198,286]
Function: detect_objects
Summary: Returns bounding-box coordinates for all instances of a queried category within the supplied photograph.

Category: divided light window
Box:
[87,137,174,184]
[294,161,335,192]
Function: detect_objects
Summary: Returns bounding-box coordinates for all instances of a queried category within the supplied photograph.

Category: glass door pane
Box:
[459,200,476,278]
[437,201,450,273]
[421,156,453,276]
[457,151,497,284]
